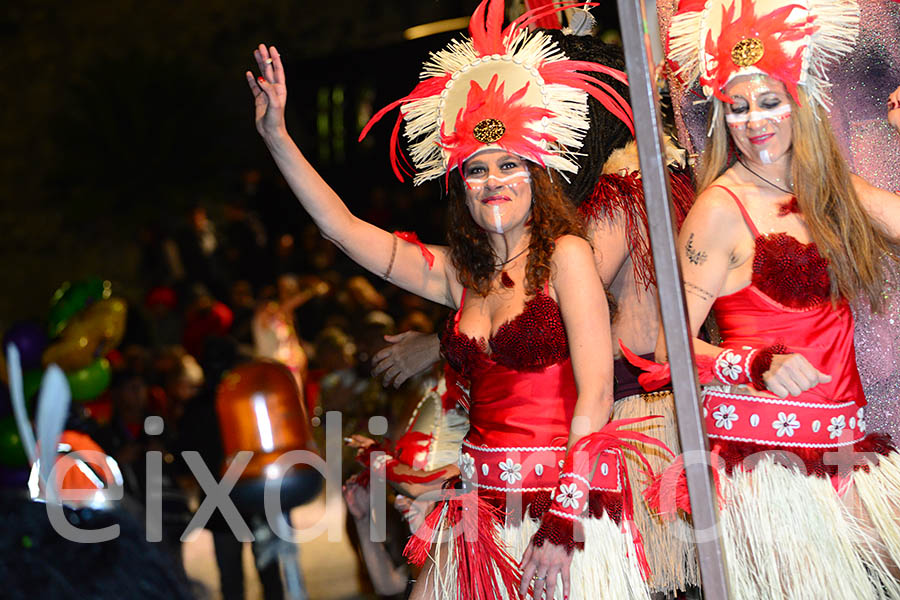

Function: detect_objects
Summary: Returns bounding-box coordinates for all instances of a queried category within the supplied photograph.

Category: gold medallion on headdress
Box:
[731,38,764,67]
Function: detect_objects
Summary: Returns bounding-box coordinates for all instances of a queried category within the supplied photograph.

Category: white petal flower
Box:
[458,452,475,479]
[556,482,584,510]
[713,404,739,430]
[773,412,800,437]
[716,350,744,381]
[498,458,523,484]
[827,415,846,440]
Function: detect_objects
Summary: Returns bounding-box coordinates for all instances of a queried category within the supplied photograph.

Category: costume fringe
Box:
[716,454,900,600]
[407,487,653,598]
[499,510,652,599]
[804,0,860,109]
[579,167,694,290]
[404,488,524,600]
[612,392,700,594]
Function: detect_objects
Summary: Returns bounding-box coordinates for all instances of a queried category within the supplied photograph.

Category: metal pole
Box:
[613,0,731,597]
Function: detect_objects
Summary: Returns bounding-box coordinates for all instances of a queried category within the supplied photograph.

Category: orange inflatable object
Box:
[216,361,317,480]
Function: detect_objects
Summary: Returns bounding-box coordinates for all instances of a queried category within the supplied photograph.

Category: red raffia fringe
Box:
[579,168,694,290]
[403,484,524,600]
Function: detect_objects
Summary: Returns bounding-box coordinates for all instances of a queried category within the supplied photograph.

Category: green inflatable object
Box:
[47,278,111,338]
[0,416,28,467]
[22,369,42,401]
[66,358,111,402]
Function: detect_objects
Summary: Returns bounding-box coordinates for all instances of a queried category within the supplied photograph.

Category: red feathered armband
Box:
[531,417,675,562]
[713,345,788,390]
[394,231,434,270]
[620,339,789,394]
[619,340,718,390]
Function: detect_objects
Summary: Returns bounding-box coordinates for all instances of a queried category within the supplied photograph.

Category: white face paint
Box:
[723,75,794,167]
[723,104,792,127]
[461,150,533,236]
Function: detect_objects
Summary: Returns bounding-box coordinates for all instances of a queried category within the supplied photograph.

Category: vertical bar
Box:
[613,0,731,597]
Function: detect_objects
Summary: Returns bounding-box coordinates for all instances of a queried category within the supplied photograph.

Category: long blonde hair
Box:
[697,88,897,311]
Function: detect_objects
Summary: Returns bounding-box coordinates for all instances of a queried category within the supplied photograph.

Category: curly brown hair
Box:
[446,163,587,297]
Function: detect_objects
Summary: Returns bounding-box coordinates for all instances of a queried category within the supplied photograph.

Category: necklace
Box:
[738,160,793,195]
[494,246,528,289]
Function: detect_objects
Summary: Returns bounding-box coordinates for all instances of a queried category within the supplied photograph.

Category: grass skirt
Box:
[418,500,652,600]
[612,391,699,593]
[715,451,900,599]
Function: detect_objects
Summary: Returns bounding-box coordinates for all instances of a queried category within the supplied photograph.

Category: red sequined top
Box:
[441,287,576,448]
[711,186,865,406]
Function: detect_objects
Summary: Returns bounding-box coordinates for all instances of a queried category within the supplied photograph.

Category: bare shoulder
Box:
[551,234,594,264]
[684,181,746,233]
[848,172,894,203]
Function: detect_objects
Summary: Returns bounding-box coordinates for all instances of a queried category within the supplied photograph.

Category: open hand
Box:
[371,331,440,388]
[519,540,572,600]
[245,44,288,138]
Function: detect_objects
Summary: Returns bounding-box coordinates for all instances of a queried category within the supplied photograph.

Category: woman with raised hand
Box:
[245,2,661,598]
[649,0,900,596]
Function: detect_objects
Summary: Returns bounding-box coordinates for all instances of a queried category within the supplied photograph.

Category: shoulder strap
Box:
[709,185,760,238]
[454,288,467,325]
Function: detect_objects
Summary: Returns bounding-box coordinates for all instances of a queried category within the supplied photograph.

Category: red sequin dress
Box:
[403,287,653,600]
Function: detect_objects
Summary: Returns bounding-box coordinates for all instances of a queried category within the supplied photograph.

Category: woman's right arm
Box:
[246,44,457,307]
[654,188,738,362]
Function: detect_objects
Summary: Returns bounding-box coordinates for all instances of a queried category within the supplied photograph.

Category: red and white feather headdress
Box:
[666,0,859,107]
[360,0,634,186]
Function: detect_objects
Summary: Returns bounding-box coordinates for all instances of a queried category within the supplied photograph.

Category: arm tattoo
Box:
[684,233,708,265]
[685,281,715,302]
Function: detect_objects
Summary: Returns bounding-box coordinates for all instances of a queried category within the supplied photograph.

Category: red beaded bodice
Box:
[441,288,570,378]
[710,186,864,406]
[440,287,575,449]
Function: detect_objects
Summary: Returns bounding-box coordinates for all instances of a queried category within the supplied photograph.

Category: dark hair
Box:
[542,31,633,205]
[446,162,586,297]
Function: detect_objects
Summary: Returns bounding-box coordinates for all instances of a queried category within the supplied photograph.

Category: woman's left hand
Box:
[519,539,572,600]
[888,86,900,132]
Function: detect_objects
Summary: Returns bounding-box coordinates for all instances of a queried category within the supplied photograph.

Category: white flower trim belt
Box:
[704,389,866,448]
[458,440,623,493]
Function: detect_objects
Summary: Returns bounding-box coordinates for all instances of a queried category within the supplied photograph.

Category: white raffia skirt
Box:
[714,451,900,600]
[420,504,651,600]
[612,390,700,593]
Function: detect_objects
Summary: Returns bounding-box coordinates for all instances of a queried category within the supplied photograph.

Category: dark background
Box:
[0,1,621,325]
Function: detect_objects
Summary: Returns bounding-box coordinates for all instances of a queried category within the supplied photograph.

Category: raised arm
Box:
[853,175,900,242]
[246,44,457,307]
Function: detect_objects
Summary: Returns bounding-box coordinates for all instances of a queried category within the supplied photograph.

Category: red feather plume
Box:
[701,0,813,103]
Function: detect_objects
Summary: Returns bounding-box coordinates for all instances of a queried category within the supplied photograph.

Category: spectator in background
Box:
[252,273,329,397]
[174,203,229,298]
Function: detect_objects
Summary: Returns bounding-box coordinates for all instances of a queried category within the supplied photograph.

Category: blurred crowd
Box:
[3,169,449,599]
